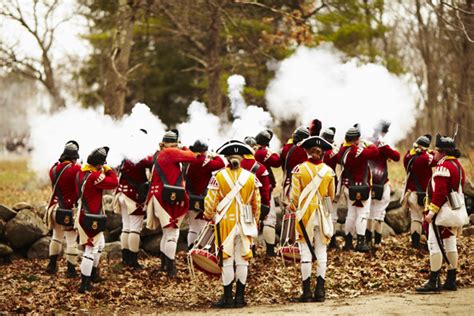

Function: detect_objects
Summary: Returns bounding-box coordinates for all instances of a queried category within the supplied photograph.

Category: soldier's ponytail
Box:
[229,158,241,169]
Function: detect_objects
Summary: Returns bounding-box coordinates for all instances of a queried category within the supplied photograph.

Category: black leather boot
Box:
[411,232,421,249]
[416,270,441,292]
[213,283,234,308]
[443,269,457,291]
[45,255,58,274]
[121,249,130,266]
[314,276,325,302]
[234,280,247,308]
[78,274,92,293]
[355,235,370,253]
[374,232,382,245]
[343,234,353,251]
[297,278,313,302]
[166,256,177,277]
[365,229,373,245]
[65,261,78,278]
[266,243,276,257]
[160,252,167,271]
[91,267,104,283]
[130,251,143,270]
[328,235,338,250]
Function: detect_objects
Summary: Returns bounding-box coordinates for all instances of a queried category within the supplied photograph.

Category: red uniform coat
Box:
[78,166,119,240]
[403,149,436,192]
[323,148,339,172]
[369,141,400,184]
[49,161,81,209]
[116,159,149,215]
[241,155,271,207]
[186,154,225,196]
[336,143,379,187]
[255,146,281,190]
[281,142,308,187]
[147,147,196,222]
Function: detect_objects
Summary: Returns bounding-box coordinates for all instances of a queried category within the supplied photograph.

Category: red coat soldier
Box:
[45,140,81,277]
[77,147,119,293]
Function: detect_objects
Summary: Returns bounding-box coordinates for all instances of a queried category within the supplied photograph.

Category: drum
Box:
[188,223,221,275]
[278,213,300,261]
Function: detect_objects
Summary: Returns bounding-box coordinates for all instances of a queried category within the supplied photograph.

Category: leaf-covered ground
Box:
[0,235,472,313]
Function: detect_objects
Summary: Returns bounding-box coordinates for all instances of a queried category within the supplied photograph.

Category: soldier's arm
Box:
[204,176,221,220]
[427,167,450,214]
[362,144,379,160]
[251,175,261,221]
[267,152,282,168]
[289,166,302,212]
[175,147,198,163]
[93,168,119,190]
[206,156,226,171]
[380,145,400,162]
[327,173,336,201]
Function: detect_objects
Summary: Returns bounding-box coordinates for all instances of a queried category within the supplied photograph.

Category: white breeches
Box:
[299,226,327,280]
[49,222,78,265]
[80,234,105,276]
[263,197,277,244]
[161,227,180,259]
[407,192,424,234]
[344,187,371,235]
[369,183,391,221]
[120,205,144,253]
[187,210,206,247]
[222,230,249,286]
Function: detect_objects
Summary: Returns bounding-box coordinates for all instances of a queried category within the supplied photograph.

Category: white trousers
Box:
[222,227,249,286]
[299,226,327,280]
[80,234,105,276]
[263,197,277,244]
[161,227,180,260]
[427,223,458,270]
[407,191,424,235]
[187,210,206,247]
[119,200,144,253]
[49,222,79,265]
[344,187,371,236]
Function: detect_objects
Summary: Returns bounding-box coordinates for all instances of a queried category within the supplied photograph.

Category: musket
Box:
[432,214,451,266]
[216,222,224,267]
[298,219,317,262]
[453,123,459,141]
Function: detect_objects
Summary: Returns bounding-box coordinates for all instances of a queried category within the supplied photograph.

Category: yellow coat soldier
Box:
[289,136,335,302]
[204,140,261,309]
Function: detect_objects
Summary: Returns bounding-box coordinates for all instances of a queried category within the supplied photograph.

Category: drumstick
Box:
[216,222,224,267]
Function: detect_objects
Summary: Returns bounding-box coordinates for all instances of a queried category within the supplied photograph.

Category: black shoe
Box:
[328,235,338,250]
[343,234,353,251]
[416,270,441,292]
[355,235,370,253]
[91,267,104,283]
[213,283,234,308]
[166,256,177,277]
[365,229,373,245]
[314,276,325,302]
[411,232,421,249]
[295,278,312,302]
[374,232,382,245]
[78,274,92,293]
[129,251,143,270]
[234,280,247,308]
[266,243,276,257]
[160,252,167,271]
[65,261,78,278]
[122,249,130,266]
[45,255,58,275]
[443,269,457,291]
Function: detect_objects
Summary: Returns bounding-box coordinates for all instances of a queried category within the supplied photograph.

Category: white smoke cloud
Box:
[265,44,418,145]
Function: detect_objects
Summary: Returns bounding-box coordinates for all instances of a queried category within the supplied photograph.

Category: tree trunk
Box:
[103,0,137,118]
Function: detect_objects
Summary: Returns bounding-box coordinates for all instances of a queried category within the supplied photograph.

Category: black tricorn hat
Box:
[189,140,208,153]
[87,146,109,166]
[435,134,456,150]
[255,130,272,146]
[300,136,333,151]
[60,140,79,161]
[217,140,253,156]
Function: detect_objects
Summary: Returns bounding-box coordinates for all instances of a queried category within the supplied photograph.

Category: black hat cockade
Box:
[435,134,456,150]
[293,126,310,144]
[189,139,209,153]
[300,136,333,151]
[60,140,80,162]
[345,123,361,142]
[321,127,336,144]
[255,129,273,146]
[87,146,109,166]
[162,131,178,143]
[415,134,432,148]
[217,140,253,156]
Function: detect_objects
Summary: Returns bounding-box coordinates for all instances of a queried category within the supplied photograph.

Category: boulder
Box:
[464,180,474,197]
[470,214,474,225]
[462,226,474,237]
[5,209,48,248]
[12,202,33,212]
[0,219,6,239]
[387,189,403,210]
[337,206,348,223]
[106,211,122,231]
[143,234,161,255]
[34,203,48,220]
[141,226,162,238]
[104,226,122,242]
[103,241,121,260]
[0,204,17,221]
[384,207,410,234]
[0,243,13,255]
[103,194,115,212]
[382,222,396,237]
[27,236,51,259]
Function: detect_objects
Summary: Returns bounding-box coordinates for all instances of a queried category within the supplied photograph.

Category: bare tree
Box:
[0,0,69,110]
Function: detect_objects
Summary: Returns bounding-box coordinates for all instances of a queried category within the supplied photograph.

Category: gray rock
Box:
[27,236,51,259]
[382,222,396,237]
[0,219,6,239]
[12,202,33,211]
[462,226,474,237]
[337,206,348,223]
[104,226,122,242]
[106,211,122,231]
[5,209,48,248]
[143,234,161,255]
[103,241,122,260]
[0,243,13,255]
[470,214,474,225]
[385,207,410,234]
[34,203,48,220]
[103,194,115,212]
[387,189,403,210]
[464,180,474,197]
[0,204,17,221]
[141,226,162,238]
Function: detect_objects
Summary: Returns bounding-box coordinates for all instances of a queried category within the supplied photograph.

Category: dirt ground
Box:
[171,288,474,315]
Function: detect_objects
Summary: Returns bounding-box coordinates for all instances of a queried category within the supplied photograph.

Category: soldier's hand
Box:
[424,211,434,224]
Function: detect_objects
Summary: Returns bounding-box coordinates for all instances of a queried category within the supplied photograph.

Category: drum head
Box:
[280,246,301,261]
[190,249,221,275]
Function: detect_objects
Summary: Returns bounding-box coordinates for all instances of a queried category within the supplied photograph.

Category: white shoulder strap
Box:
[214,169,251,224]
